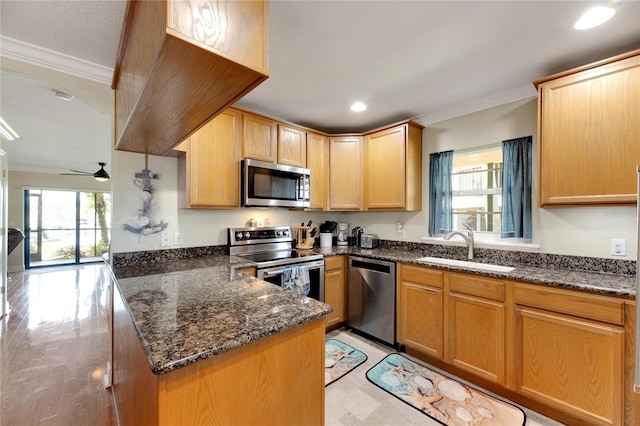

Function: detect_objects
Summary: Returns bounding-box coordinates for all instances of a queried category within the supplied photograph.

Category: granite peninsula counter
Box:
[109,254,331,425]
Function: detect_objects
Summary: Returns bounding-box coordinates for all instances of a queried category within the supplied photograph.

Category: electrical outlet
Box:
[161,232,170,247]
[174,231,184,245]
[611,238,626,256]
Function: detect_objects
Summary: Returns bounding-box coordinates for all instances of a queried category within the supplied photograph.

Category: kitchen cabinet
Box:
[113,0,268,155]
[534,50,640,206]
[447,272,505,385]
[364,121,423,210]
[306,132,329,210]
[513,282,625,425]
[329,136,363,210]
[396,263,444,359]
[278,124,307,167]
[242,112,278,163]
[397,262,634,425]
[324,255,346,330]
[176,109,242,209]
[112,281,326,426]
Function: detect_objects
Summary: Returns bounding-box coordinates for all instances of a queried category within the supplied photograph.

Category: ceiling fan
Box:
[61,162,110,182]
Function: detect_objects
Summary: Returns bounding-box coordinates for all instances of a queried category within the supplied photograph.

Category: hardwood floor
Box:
[1,264,115,426]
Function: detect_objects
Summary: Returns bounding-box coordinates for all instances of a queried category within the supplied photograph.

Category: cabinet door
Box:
[329,136,363,210]
[324,256,346,329]
[515,307,624,425]
[398,281,444,359]
[448,292,505,384]
[278,124,306,167]
[396,263,444,359]
[364,125,406,209]
[243,112,277,162]
[184,109,242,208]
[537,53,640,206]
[306,132,328,210]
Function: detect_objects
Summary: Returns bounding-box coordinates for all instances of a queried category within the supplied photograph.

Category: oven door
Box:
[257,260,324,302]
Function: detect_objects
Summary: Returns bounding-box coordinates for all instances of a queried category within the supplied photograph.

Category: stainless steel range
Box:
[228,226,324,301]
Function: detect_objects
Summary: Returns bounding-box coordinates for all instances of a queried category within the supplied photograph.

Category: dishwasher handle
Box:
[349,257,393,274]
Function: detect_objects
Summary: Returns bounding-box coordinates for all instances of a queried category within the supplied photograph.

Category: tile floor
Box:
[2,263,564,425]
[325,329,565,426]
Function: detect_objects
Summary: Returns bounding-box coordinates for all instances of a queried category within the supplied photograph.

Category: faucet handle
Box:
[463,223,473,232]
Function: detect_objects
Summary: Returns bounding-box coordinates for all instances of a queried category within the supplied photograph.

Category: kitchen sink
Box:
[415,257,515,273]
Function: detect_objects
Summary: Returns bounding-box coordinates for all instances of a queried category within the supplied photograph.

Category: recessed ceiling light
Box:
[0,116,19,141]
[350,102,367,112]
[53,89,74,101]
[574,6,615,30]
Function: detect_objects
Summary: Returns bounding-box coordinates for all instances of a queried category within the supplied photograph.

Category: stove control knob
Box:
[276,231,282,236]
[283,230,289,236]
[236,232,244,240]
[244,232,251,239]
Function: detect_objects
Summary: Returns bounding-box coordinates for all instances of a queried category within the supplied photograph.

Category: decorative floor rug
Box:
[325,339,367,386]
[366,353,526,426]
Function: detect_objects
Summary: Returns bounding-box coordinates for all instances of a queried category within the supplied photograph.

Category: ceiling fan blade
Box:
[68,169,93,174]
[61,172,92,176]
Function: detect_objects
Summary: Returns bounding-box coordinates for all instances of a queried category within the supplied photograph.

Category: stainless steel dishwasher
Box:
[347,256,396,346]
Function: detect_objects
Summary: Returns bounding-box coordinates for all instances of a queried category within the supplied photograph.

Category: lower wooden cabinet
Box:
[447,273,505,385]
[397,263,444,359]
[396,262,633,426]
[514,283,625,425]
[324,255,346,330]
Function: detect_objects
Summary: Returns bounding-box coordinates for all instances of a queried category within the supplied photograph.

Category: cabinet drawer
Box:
[400,263,443,288]
[448,273,504,301]
[324,256,344,271]
[514,282,625,325]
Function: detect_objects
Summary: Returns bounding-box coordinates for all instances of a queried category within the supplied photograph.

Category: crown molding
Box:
[0,36,112,85]
[414,84,538,126]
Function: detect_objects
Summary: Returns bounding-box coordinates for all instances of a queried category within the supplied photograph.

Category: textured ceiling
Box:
[0,0,639,174]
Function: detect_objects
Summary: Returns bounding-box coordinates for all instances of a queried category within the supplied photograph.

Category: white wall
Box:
[7,171,110,270]
[349,97,636,259]
[110,150,345,253]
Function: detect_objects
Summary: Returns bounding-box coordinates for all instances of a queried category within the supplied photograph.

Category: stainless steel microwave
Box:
[242,159,311,208]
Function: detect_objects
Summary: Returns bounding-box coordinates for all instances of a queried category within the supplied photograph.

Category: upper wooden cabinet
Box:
[278,125,307,167]
[242,112,278,163]
[113,0,268,155]
[177,109,242,208]
[306,132,329,210]
[364,121,423,210]
[534,50,640,207]
[329,136,363,210]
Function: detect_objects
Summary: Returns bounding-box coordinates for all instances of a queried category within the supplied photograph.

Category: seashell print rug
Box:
[325,339,367,386]
[366,353,525,425]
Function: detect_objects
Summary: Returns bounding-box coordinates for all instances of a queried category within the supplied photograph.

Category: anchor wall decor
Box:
[122,155,168,238]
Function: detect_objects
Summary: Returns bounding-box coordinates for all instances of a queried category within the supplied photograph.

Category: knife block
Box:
[295,226,314,250]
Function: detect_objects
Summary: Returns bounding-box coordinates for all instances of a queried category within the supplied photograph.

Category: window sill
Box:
[421,236,540,252]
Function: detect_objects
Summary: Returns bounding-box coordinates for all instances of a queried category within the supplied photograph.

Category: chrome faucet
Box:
[444,223,474,259]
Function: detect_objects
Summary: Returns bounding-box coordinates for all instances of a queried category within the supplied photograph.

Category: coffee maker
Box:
[337,223,349,246]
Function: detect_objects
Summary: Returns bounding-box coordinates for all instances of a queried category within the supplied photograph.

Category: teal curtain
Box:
[501,136,532,239]
[429,150,453,235]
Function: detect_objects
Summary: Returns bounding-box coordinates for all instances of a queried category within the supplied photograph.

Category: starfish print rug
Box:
[366,354,525,425]
[325,339,367,386]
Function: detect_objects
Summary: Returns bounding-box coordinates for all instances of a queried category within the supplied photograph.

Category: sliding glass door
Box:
[24,189,111,268]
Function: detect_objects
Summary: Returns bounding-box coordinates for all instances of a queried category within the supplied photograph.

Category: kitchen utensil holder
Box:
[320,232,333,248]
[295,226,315,250]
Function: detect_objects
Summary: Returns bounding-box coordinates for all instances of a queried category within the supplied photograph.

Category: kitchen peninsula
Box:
[110,253,331,426]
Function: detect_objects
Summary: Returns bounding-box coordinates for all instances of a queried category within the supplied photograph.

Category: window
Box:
[429,136,532,241]
[452,144,502,234]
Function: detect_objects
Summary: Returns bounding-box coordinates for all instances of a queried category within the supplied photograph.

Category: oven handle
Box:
[260,261,325,277]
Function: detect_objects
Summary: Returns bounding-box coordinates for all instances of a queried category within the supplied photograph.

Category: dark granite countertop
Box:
[315,246,636,298]
[112,255,332,375]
